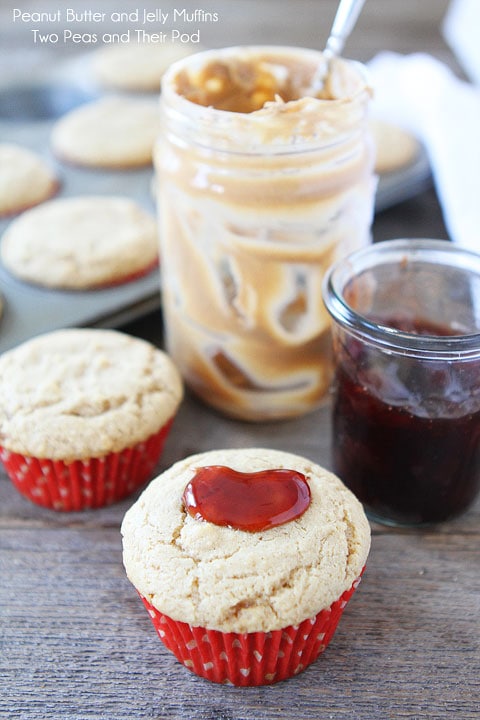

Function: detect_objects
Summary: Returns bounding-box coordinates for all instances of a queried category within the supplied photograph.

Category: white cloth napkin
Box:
[443,0,480,86]
[366,3,480,252]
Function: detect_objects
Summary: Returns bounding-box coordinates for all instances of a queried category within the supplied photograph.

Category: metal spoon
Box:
[309,0,367,93]
[324,0,367,60]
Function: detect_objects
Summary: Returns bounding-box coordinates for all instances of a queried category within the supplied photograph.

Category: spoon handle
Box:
[324,0,367,59]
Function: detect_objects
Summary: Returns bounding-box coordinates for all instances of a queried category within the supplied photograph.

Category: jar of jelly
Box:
[155,46,375,421]
[323,239,480,526]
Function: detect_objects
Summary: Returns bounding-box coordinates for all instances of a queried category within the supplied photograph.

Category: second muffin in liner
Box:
[0,328,183,511]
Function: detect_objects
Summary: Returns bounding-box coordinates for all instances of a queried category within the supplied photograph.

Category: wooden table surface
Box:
[1,2,479,719]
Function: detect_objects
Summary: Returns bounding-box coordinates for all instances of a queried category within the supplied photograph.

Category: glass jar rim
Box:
[322,238,480,359]
[160,45,371,155]
[161,45,371,112]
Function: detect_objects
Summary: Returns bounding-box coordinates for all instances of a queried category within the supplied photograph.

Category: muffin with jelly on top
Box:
[121,447,370,685]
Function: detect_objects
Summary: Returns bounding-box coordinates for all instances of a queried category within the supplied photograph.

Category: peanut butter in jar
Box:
[156,46,376,421]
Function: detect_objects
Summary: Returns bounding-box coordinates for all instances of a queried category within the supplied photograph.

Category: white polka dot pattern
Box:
[0,421,172,511]
[139,572,364,686]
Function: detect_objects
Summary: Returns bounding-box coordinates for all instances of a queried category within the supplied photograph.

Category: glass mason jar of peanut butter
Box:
[156,46,376,421]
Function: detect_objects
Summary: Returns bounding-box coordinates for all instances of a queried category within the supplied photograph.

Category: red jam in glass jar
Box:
[323,239,480,526]
[333,317,480,525]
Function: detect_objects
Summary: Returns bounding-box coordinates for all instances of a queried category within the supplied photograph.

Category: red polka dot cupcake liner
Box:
[139,570,364,686]
[0,419,173,512]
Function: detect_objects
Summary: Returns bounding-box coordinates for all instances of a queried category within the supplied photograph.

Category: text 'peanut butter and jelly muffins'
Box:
[0,328,183,511]
[121,448,370,685]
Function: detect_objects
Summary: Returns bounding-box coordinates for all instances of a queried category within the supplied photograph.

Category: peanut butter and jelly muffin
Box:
[92,41,200,93]
[51,96,159,169]
[369,118,419,174]
[0,195,158,290]
[121,447,370,685]
[0,143,59,217]
[0,328,183,511]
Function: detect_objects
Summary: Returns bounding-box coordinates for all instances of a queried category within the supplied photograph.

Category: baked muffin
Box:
[92,41,200,92]
[121,447,370,685]
[50,96,159,169]
[0,328,183,511]
[369,118,419,174]
[0,143,59,217]
[0,196,158,290]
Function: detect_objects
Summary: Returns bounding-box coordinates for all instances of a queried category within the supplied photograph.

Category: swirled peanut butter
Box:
[156,46,376,421]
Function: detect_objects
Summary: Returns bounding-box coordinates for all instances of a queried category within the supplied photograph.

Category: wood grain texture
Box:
[2,518,479,720]
[2,389,479,720]
[1,2,479,718]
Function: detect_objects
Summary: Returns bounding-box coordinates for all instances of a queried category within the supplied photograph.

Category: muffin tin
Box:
[0,80,161,354]
[0,61,431,355]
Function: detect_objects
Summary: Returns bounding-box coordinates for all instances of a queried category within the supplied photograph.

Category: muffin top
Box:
[369,118,419,173]
[0,328,183,460]
[92,41,199,92]
[121,447,370,633]
[0,143,59,217]
[0,195,158,290]
[50,96,159,168]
